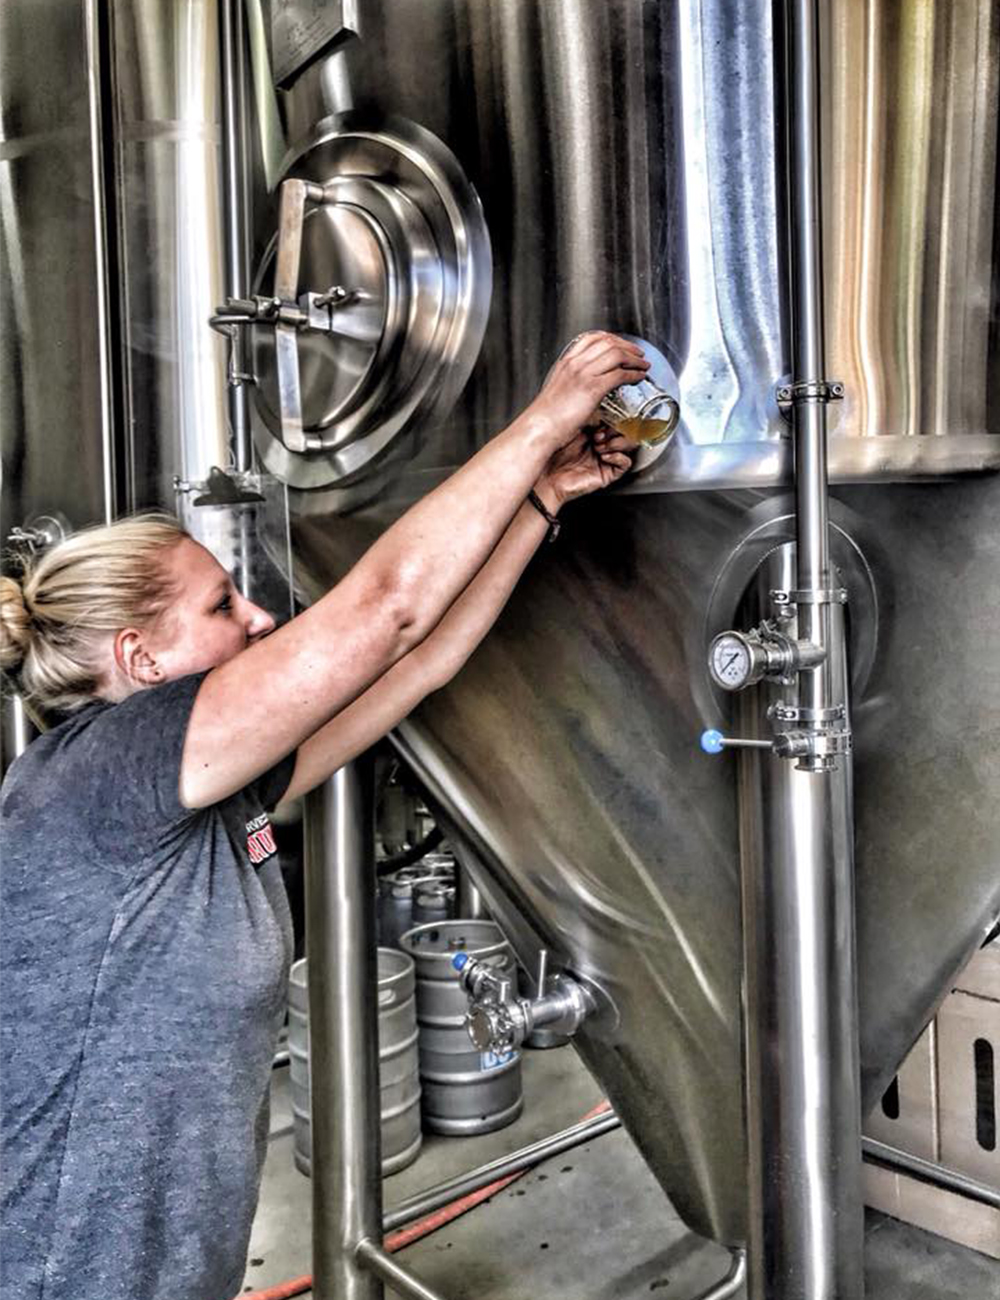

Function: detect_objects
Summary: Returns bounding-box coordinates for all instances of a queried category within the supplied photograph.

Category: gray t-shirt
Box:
[1,674,296,1300]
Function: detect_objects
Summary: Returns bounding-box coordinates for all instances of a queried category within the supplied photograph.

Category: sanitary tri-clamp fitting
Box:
[451,950,595,1056]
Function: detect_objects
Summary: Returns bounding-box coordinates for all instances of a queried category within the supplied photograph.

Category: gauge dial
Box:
[710,633,754,690]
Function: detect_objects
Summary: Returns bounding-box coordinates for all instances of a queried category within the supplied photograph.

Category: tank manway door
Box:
[226,115,491,492]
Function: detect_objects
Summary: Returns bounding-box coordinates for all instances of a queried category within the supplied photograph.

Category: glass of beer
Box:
[598,382,680,447]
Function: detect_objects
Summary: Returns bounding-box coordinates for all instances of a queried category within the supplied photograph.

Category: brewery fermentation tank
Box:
[2,0,999,1266]
[260,0,1000,1248]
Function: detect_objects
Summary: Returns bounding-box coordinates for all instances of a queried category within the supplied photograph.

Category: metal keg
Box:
[377,856,457,948]
[401,920,523,1135]
[412,880,457,927]
[378,877,417,949]
[287,950,422,1177]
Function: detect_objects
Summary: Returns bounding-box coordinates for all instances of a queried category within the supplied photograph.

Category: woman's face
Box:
[144,537,276,680]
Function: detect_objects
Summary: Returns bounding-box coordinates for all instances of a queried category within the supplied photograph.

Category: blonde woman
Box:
[0,332,645,1300]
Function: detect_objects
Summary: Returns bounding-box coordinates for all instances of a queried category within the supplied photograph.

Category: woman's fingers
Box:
[564,330,645,360]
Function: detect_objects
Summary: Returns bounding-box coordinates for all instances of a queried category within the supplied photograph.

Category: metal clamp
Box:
[771,587,848,607]
[776,379,845,414]
[768,702,846,724]
[453,949,595,1056]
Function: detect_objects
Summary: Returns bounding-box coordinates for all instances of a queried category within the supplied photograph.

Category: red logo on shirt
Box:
[245,812,278,865]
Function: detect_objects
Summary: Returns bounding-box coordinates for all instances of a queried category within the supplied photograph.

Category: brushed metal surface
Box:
[274,0,1000,1244]
[0,0,113,532]
[106,0,230,512]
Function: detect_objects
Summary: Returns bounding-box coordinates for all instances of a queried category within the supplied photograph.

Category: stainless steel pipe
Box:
[739,543,863,1300]
[218,0,252,475]
[862,1139,1000,1212]
[383,1111,621,1231]
[305,764,384,1300]
[693,1250,747,1300]
[787,0,833,736]
[355,1240,448,1300]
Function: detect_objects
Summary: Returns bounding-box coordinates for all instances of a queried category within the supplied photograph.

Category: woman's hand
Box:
[534,426,634,510]
[523,332,649,448]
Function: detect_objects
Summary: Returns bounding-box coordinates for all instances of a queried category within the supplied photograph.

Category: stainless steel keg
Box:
[412,880,457,927]
[401,920,523,1135]
[288,950,422,1176]
[377,857,456,947]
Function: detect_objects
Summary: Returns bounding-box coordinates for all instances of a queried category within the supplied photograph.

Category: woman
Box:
[0,333,646,1300]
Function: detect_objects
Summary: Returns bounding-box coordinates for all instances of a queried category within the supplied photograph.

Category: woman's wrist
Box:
[531,478,564,515]
[517,404,573,457]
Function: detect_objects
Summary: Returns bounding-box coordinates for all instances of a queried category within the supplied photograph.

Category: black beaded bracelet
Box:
[527,489,561,543]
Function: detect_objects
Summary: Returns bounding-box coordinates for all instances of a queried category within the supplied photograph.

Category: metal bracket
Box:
[769,702,846,724]
[776,379,845,417]
[771,587,848,608]
[5,515,68,559]
[772,728,853,761]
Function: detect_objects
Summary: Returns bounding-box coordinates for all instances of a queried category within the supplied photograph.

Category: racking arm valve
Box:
[452,950,595,1056]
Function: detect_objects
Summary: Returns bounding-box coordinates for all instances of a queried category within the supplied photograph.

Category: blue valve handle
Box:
[452,952,470,971]
[700,729,773,754]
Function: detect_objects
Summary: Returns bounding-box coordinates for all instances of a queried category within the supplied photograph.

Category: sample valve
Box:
[452,949,595,1056]
[704,584,852,770]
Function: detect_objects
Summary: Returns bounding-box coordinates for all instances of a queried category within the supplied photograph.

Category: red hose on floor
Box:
[237,1100,613,1300]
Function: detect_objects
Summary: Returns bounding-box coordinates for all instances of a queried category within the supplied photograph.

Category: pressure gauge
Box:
[709,632,762,691]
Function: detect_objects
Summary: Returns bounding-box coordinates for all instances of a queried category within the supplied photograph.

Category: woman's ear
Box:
[114,627,165,688]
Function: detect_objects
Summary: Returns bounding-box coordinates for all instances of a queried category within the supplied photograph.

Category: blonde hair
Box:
[0,515,188,713]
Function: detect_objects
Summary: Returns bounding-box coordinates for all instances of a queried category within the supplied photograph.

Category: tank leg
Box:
[305,762,384,1300]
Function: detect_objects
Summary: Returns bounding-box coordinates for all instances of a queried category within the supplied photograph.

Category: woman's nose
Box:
[243,599,276,640]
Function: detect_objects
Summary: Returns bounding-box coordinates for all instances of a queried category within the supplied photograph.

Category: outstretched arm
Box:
[279,428,633,802]
[180,334,647,808]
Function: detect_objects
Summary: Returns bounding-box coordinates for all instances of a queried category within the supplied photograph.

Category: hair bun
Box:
[0,574,32,671]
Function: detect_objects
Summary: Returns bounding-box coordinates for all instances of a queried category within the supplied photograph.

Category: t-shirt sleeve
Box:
[67,674,295,860]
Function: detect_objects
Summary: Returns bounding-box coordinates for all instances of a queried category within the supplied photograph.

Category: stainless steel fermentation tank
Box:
[2,0,999,1288]
[266,0,1000,1254]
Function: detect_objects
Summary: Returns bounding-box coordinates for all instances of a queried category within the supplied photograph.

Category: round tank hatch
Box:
[250,114,492,492]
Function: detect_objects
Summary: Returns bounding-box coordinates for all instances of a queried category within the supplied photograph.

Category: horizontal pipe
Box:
[356,1240,448,1300]
[862,1138,1000,1210]
[383,1110,620,1231]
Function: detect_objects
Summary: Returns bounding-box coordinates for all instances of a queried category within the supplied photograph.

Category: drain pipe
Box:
[305,763,384,1300]
[701,1,863,1296]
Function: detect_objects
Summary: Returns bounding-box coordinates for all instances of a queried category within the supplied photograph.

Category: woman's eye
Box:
[215,596,232,614]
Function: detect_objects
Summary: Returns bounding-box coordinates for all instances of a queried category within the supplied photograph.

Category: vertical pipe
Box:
[740,546,863,1300]
[740,12,865,1289]
[305,763,384,1300]
[218,0,252,474]
[83,0,116,524]
[457,862,486,920]
[218,0,254,598]
[787,0,832,733]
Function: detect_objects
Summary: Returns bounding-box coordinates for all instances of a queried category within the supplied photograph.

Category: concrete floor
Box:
[242,1044,1000,1300]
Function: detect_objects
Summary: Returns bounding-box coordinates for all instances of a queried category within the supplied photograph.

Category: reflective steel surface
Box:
[1,0,113,531]
[107,0,230,509]
[278,0,1000,1246]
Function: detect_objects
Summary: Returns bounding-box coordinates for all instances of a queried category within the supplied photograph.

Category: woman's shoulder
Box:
[3,674,209,798]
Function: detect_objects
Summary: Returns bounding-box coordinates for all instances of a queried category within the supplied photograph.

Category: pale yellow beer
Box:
[599,390,680,446]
